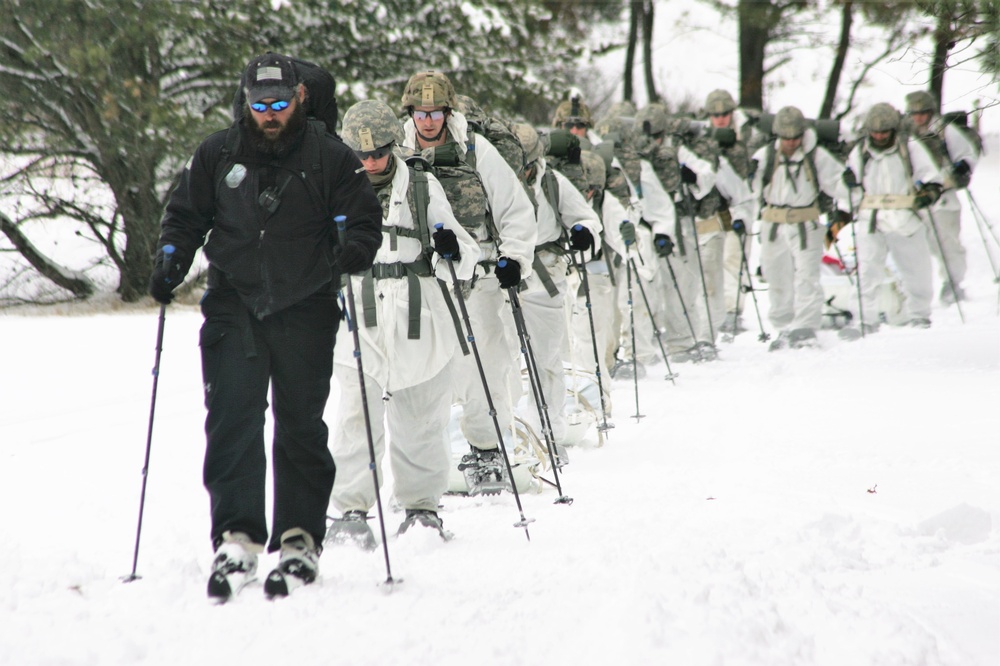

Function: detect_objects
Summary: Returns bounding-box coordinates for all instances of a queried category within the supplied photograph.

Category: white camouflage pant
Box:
[855,225,933,326]
[330,363,453,514]
[759,220,826,333]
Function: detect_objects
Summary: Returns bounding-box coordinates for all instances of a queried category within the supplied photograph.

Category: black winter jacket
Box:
[159,119,382,318]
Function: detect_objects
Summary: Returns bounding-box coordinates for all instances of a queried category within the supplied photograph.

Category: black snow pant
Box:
[200,288,340,553]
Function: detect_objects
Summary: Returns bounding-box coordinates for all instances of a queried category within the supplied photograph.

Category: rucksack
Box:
[463,112,525,174]
[941,111,984,157]
[420,140,492,237]
[544,129,589,196]
[230,56,338,137]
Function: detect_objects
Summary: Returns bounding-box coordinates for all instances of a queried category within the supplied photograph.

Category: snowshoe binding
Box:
[207,531,259,603]
[397,509,453,541]
[610,358,647,380]
[458,447,510,496]
[325,510,377,551]
[264,531,319,599]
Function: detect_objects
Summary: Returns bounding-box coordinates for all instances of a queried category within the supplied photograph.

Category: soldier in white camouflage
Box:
[400,70,537,495]
[903,90,979,305]
[328,100,479,539]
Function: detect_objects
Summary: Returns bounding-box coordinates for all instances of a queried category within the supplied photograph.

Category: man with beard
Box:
[149,53,382,600]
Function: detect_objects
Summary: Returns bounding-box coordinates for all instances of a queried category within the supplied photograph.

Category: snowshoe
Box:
[264,532,319,599]
[610,358,646,380]
[838,323,879,341]
[692,341,718,361]
[768,332,788,352]
[788,328,819,350]
[458,447,510,496]
[718,312,746,334]
[206,532,259,603]
[325,510,377,551]
[906,317,931,329]
[397,509,453,541]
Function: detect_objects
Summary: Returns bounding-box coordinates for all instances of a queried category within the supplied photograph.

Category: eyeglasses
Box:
[250,100,291,113]
[709,112,732,118]
[353,145,393,161]
[412,109,447,122]
[564,121,587,130]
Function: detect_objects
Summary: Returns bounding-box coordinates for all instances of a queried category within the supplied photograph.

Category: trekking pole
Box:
[334,216,397,586]
[724,233,746,344]
[681,183,717,346]
[122,246,174,583]
[963,190,1000,281]
[657,237,708,358]
[731,222,770,343]
[923,203,966,323]
[505,280,572,505]
[567,240,614,434]
[965,190,1000,247]
[627,255,677,384]
[622,238,644,422]
[843,171,867,337]
[437,229,534,537]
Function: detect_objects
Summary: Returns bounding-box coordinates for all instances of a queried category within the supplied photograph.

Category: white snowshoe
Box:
[325,510,377,551]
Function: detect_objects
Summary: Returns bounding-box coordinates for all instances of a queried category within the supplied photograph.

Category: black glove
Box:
[432,227,460,259]
[842,167,858,189]
[653,233,674,257]
[826,210,852,247]
[680,164,698,185]
[952,160,971,189]
[569,225,594,251]
[494,257,521,289]
[913,183,942,209]
[148,244,190,305]
[731,219,746,235]
[619,221,636,246]
[333,242,372,275]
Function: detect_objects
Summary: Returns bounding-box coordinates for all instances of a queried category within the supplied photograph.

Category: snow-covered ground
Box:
[1,132,998,666]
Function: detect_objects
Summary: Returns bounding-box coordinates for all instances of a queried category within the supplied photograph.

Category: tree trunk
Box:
[820,1,853,119]
[738,0,770,110]
[0,212,95,299]
[642,0,659,102]
[625,0,641,101]
[929,9,954,111]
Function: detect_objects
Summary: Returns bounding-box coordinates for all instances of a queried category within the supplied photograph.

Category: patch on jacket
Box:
[225,164,247,189]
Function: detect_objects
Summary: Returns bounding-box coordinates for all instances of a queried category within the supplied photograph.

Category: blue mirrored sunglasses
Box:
[354,145,393,161]
[250,100,291,113]
[411,109,446,122]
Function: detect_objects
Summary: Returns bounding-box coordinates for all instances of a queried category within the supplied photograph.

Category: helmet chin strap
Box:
[418,122,449,144]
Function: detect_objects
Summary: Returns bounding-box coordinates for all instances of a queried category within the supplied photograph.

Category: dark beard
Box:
[244,102,308,158]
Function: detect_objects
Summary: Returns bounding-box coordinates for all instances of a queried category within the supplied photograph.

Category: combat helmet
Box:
[773,106,806,139]
[705,89,737,116]
[341,100,404,152]
[865,103,901,132]
[905,91,936,115]
[512,123,543,165]
[401,71,457,110]
[552,96,593,128]
[633,104,669,137]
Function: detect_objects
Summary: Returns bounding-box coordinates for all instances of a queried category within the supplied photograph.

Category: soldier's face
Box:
[779,136,802,157]
[250,88,302,140]
[710,112,732,129]
[413,106,449,144]
[563,121,588,138]
[869,130,894,149]
[909,110,932,130]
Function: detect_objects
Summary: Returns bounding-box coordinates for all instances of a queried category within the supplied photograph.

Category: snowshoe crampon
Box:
[458,448,510,496]
[325,510,377,551]
[396,509,453,541]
